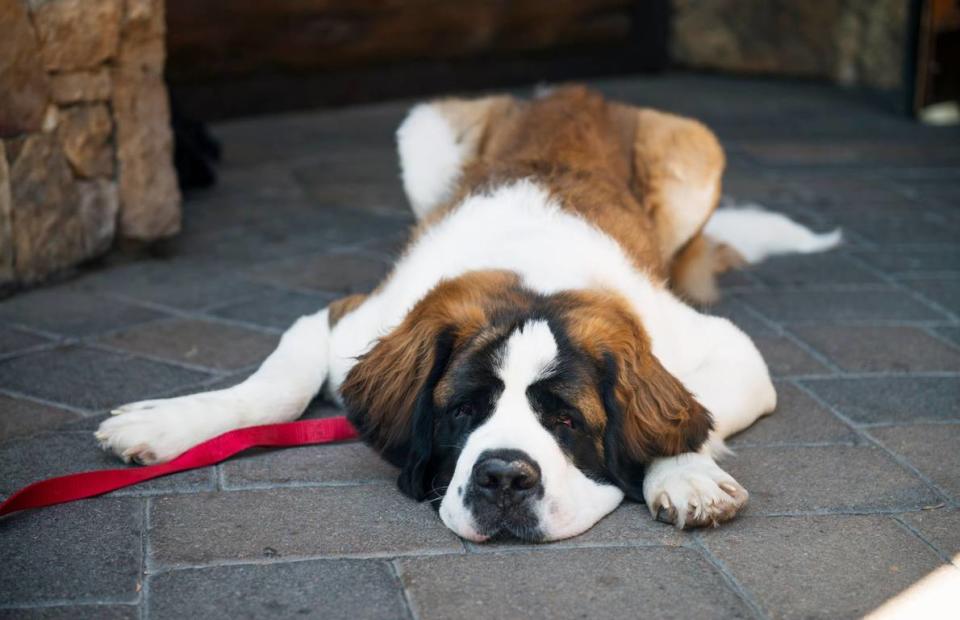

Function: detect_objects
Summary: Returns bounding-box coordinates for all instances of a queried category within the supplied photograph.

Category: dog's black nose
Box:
[471,449,542,504]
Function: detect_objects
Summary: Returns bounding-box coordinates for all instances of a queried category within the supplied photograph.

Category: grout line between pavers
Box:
[920,324,960,352]
[0,386,94,416]
[146,547,468,575]
[855,419,960,429]
[389,560,419,620]
[844,252,960,324]
[462,538,696,555]
[83,341,233,377]
[0,600,141,611]
[139,498,149,620]
[778,325,844,375]
[0,340,62,363]
[789,370,960,380]
[97,292,289,337]
[218,479,385,492]
[691,533,769,620]
[791,380,957,505]
[891,513,959,566]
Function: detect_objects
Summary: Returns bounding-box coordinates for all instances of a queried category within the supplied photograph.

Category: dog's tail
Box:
[672,203,842,304]
[704,204,842,264]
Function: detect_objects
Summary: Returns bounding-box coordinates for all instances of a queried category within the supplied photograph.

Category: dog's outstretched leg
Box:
[96,308,332,464]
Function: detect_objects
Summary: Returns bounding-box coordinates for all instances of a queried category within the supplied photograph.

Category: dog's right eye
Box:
[453,403,475,419]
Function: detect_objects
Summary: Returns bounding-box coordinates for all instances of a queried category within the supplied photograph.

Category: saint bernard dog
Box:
[96,86,841,542]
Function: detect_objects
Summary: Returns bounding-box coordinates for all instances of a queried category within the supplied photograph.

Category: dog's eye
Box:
[556,414,574,429]
[454,403,475,418]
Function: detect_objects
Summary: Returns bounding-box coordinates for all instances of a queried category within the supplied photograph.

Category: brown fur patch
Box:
[339,270,529,452]
[556,288,712,459]
[327,293,367,327]
[415,86,727,289]
[670,234,747,306]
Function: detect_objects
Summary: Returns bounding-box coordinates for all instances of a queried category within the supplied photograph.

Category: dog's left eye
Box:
[556,414,574,429]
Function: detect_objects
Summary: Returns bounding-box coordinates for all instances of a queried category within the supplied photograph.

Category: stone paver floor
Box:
[1,74,959,619]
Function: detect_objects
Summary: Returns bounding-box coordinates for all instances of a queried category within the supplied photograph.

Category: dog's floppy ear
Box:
[395,330,456,499]
[599,348,712,500]
[340,270,525,498]
[559,290,712,499]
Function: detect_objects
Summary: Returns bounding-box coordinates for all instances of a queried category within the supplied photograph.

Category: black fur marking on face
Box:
[524,316,609,484]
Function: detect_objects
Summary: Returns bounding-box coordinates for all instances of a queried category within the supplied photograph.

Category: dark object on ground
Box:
[172,98,222,190]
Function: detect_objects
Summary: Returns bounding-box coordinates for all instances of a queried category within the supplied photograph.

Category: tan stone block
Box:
[112,0,180,241]
[6,133,87,282]
[49,69,113,104]
[57,104,114,178]
[31,0,122,71]
[0,141,13,283]
[112,74,181,240]
[0,0,51,136]
[77,178,119,255]
[118,0,165,75]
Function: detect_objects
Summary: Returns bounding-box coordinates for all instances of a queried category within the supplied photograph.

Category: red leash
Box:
[0,417,359,517]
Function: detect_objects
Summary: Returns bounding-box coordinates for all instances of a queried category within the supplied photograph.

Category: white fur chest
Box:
[326,180,684,395]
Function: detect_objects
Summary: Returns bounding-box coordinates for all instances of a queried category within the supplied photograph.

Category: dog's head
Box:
[341,271,711,541]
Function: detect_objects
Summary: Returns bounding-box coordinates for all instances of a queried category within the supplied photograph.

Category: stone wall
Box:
[671,0,907,89]
[0,0,180,287]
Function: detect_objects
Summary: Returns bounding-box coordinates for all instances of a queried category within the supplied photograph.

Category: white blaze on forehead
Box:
[497,320,558,389]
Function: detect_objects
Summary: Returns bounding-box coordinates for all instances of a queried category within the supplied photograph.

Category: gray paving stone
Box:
[96,318,279,371]
[698,515,946,619]
[72,260,275,311]
[790,324,960,372]
[397,546,752,620]
[148,560,408,620]
[0,606,138,620]
[724,445,941,514]
[207,289,336,330]
[934,325,960,347]
[358,231,411,260]
[901,276,960,315]
[0,325,50,357]
[740,141,960,168]
[247,252,391,294]
[149,484,463,566]
[0,289,167,337]
[855,248,960,275]
[745,253,881,287]
[0,394,80,441]
[728,382,857,446]
[0,431,215,499]
[751,335,830,376]
[869,424,960,502]
[742,289,947,323]
[802,376,960,424]
[708,297,776,338]
[0,497,141,606]
[828,204,960,244]
[899,508,960,562]
[0,346,212,411]
[221,442,397,488]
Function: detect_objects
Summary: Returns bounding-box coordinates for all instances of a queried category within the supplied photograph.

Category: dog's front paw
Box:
[643,453,748,529]
[95,394,223,464]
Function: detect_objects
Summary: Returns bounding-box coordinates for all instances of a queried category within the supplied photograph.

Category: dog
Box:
[96,86,840,542]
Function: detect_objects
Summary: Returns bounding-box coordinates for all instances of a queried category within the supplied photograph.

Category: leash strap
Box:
[0,416,359,517]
